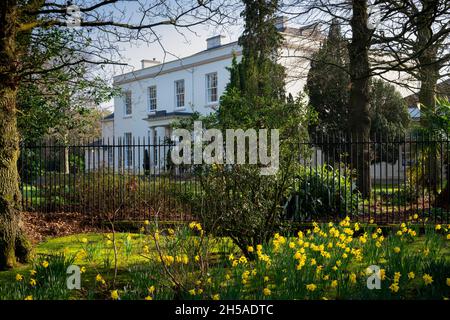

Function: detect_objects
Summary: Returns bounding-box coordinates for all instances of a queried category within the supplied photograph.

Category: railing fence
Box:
[19,133,450,224]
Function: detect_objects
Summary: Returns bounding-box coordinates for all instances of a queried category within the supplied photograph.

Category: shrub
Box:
[185,164,293,257]
[285,165,360,221]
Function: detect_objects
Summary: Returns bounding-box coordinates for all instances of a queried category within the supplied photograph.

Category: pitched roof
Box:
[404,78,450,107]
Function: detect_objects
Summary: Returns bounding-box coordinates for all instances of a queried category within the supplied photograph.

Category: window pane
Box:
[125,92,132,115]
[148,86,157,111]
[175,80,185,108]
[206,73,218,103]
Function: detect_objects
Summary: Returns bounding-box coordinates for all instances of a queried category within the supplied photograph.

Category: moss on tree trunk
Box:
[0,87,31,269]
[0,0,31,269]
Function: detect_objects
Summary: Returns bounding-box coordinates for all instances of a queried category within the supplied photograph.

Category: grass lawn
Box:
[1,220,449,300]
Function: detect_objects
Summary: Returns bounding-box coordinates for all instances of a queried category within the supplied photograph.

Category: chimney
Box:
[141,58,160,69]
[275,16,288,31]
[206,35,225,50]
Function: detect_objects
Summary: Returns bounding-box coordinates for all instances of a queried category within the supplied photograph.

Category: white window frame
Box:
[175,79,185,109]
[206,72,218,104]
[148,85,157,112]
[124,91,132,116]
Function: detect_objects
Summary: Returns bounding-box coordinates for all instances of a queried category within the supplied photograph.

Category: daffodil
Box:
[16,274,23,282]
[111,290,119,300]
[393,247,401,253]
[145,295,153,300]
[24,295,33,300]
[42,260,49,268]
[212,294,220,300]
[189,289,196,296]
[408,272,415,280]
[389,283,399,293]
[238,255,248,264]
[306,284,317,291]
[330,280,338,288]
[30,279,37,286]
[96,274,104,283]
[423,274,433,285]
[263,288,271,296]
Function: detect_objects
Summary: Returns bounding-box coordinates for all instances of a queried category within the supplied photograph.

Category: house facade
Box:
[92,20,324,172]
[89,19,416,177]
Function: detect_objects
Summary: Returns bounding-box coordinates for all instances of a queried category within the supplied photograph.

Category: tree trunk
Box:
[348,0,372,198]
[0,87,31,269]
[435,162,449,209]
[0,0,31,269]
[415,0,441,195]
[418,62,440,195]
[64,147,70,174]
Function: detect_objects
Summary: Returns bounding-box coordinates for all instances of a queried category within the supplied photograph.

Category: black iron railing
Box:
[19,133,450,224]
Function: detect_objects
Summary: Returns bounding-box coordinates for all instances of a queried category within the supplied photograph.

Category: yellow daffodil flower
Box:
[111,290,119,300]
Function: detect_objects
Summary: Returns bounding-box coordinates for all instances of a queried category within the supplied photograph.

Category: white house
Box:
[88,18,416,177]
[90,19,324,173]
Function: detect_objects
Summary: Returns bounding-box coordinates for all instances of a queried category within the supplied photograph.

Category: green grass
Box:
[37,232,155,267]
[1,224,449,300]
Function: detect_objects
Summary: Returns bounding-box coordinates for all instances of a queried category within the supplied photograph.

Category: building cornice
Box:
[114,43,241,86]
